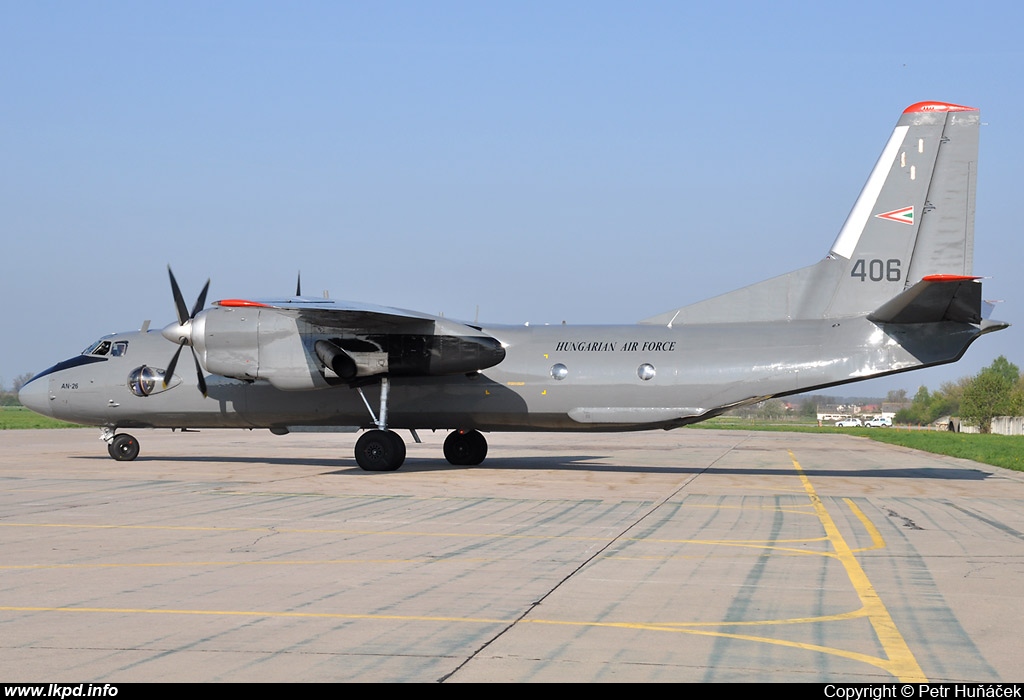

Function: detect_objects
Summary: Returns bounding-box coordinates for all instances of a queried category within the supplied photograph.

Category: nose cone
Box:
[18,376,52,417]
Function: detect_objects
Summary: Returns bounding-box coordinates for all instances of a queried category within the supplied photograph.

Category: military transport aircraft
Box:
[19,101,1007,471]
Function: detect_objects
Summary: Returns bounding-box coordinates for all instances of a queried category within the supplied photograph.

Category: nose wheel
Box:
[106,433,140,461]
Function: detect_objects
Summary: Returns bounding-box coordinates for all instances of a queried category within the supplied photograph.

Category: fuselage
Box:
[18,315,985,434]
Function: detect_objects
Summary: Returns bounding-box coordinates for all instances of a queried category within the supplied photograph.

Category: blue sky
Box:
[2,1,1022,397]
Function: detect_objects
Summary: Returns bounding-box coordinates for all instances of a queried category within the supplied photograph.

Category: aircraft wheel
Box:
[108,434,139,461]
[354,430,406,471]
[443,429,487,466]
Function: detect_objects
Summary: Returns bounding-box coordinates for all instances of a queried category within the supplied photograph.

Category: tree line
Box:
[894,356,1024,433]
[0,373,34,406]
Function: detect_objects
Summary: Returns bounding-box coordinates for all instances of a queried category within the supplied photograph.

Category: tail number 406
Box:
[851,258,901,282]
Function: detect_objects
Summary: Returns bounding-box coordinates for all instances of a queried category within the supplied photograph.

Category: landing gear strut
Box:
[351,379,490,471]
[354,376,406,471]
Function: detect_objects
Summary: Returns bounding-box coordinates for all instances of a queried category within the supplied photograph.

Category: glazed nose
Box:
[18,376,52,417]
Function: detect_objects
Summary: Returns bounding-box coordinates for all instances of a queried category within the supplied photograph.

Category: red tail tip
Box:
[904,101,978,114]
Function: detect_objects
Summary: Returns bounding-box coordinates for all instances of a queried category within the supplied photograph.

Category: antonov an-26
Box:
[19,102,1007,471]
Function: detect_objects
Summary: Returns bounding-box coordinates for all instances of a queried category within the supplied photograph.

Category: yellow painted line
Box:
[0,522,824,549]
[675,502,817,513]
[0,521,611,542]
[614,539,833,558]
[639,535,828,544]
[789,450,926,682]
[532,619,898,670]
[0,604,897,673]
[0,605,509,625]
[657,608,868,627]
[2,607,861,626]
[845,497,886,553]
[0,458,926,679]
[0,557,496,571]
[0,604,859,632]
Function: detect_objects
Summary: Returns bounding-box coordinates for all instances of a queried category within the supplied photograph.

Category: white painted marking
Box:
[830,125,909,259]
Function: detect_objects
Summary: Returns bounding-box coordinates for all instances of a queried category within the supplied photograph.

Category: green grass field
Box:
[0,407,84,430]
[846,429,1024,472]
[690,417,1024,472]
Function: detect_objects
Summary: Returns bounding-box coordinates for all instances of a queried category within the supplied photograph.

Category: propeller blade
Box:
[164,343,184,388]
[168,266,190,326]
[191,347,207,397]
[190,278,210,319]
[296,271,302,297]
[164,267,211,397]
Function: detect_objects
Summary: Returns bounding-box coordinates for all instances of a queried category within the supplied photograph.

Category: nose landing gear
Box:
[101,428,140,461]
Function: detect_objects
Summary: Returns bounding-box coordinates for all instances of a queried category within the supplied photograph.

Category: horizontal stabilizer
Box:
[868,275,982,324]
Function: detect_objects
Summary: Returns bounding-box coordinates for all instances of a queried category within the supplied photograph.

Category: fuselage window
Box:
[111,341,128,357]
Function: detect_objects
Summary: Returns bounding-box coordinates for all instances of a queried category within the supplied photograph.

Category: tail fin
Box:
[641,101,980,325]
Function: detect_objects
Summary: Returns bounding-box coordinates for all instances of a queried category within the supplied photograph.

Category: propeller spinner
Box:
[160,266,210,396]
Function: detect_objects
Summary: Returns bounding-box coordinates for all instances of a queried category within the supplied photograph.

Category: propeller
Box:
[161,266,210,396]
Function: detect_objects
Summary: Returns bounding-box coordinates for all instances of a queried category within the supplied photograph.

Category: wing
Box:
[198,297,506,390]
[216,297,449,328]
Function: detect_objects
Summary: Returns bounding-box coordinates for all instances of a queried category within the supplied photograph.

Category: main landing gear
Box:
[443,429,488,466]
[352,376,488,471]
[353,429,406,471]
[352,427,488,471]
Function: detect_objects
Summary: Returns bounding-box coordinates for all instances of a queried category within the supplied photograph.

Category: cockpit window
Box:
[84,340,112,356]
[82,339,128,357]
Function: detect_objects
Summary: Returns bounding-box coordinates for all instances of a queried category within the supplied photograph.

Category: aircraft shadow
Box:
[376,460,991,480]
[70,455,991,480]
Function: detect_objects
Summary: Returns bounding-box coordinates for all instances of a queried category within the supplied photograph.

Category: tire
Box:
[443,429,487,466]
[108,434,139,461]
[354,430,405,471]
